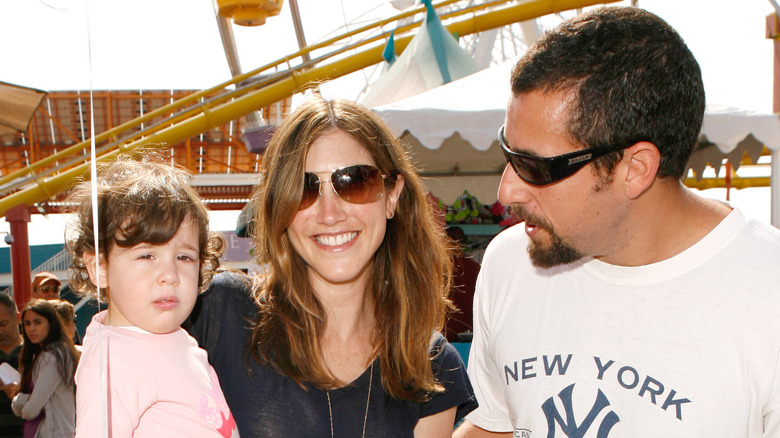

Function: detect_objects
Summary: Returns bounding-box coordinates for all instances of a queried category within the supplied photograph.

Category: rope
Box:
[83,0,109,436]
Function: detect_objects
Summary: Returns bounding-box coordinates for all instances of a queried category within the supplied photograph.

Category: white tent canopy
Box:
[375,59,514,153]
[373,59,780,224]
[358,0,481,108]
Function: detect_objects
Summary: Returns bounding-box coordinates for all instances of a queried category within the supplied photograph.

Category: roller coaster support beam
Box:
[0,0,618,218]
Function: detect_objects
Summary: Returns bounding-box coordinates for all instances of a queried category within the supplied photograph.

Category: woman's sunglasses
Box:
[497,125,631,186]
[299,164,390,210]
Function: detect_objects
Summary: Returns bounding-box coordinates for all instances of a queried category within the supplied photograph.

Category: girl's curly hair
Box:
[64,153,224,302]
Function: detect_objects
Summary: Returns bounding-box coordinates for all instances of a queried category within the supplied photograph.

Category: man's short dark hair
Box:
[0,291,17,314]
[511,7,705,179]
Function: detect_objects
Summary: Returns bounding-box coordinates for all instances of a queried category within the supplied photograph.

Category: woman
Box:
[186,96,477,437]
[12,299,78,438]
[49,300,81,350]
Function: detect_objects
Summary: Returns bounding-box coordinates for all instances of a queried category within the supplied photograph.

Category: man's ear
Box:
[82,253,107,288]
[620,141,660,199]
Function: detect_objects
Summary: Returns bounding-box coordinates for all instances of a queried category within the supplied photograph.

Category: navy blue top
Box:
[186,271,477,437]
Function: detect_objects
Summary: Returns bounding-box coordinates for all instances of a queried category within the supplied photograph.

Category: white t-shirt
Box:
[467,208,780,437]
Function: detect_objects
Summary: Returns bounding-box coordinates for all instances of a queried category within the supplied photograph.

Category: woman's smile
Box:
[315,231,358,247]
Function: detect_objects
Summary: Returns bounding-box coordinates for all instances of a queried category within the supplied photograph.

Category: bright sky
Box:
[0,0,777,246]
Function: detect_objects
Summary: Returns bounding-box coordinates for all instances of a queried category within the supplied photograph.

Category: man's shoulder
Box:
[744,217,780,242]
[0,345,21,361]
[727,216,780,260]
[484,223,528,260]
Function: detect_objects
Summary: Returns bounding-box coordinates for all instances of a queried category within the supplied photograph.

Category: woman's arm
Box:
[13,353,62,420]
[414,406,456,438]
[453,420,513,438]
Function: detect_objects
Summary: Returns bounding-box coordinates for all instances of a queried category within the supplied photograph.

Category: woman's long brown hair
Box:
[18,299,79,392]
[250,96,452,401]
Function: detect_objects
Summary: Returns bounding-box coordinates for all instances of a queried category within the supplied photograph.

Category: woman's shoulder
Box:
[37,349,57,365]
[429,332,455,359]
[39,344,73,361]
[424,332,478,421]
[33,348,67,375]
[185,268,257,344]
[198,269,254,310]
[428,333,471,394]
[428,333,469,379]
[210,268,254,292]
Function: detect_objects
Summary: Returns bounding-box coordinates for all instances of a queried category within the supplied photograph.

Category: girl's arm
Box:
[12,352,62,420]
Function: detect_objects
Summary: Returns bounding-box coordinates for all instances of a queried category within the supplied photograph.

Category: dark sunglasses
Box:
[299,164,390,210]
[498,125,631,186]
[38,285,59,293]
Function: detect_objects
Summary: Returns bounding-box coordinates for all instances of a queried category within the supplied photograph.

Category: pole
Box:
[767,13,780,227]
[6,205,31,309]
[213,0,263,128]
[289,0,310,63]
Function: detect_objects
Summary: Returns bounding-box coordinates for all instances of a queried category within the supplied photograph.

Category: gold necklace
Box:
[327,361,374,438]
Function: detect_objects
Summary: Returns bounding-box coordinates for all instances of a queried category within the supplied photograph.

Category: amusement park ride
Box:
[0,0,776,306]
[0,0,617,306]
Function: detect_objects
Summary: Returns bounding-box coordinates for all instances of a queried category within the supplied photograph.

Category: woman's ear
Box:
[82,252,107,289]
[386,174,405,219]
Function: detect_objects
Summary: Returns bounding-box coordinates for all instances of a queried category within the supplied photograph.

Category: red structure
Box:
[6,204,31,309]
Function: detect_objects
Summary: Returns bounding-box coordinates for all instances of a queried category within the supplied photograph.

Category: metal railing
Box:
[3,248,72,296]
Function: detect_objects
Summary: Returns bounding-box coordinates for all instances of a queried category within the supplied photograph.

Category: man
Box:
[31,271,61,300]
[0,292,23,437]
[456,7,780,437]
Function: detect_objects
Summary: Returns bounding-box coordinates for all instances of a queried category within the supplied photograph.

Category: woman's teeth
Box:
[316,232,357,246]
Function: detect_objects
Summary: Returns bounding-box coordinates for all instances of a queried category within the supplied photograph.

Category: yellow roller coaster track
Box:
[0,0,620,218]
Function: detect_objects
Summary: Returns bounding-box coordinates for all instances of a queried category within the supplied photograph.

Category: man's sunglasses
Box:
[299,164,391,210]
[498,125,630,186]
[38,285,59,293]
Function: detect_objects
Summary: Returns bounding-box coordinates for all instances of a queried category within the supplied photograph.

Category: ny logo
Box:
[541,384,620,438]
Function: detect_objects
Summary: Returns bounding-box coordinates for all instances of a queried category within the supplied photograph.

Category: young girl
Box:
[12,299,78,438]
[65,155,238,437]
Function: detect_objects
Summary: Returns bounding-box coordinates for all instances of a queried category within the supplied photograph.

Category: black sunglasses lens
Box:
[501,145,549,185]
[332,165,383,204]
[511,155,552,185]
[299,173,320,210]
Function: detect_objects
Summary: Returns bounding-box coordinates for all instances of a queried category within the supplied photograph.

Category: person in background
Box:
[443,226,480,343]
[186,96,477,437]
[31,272,61,301]
[12,299,78,438]
[58,284,104,347]
[65,154,236,437]
[455,7,780,437]
[50,300,81,349]
[0,292,23,437]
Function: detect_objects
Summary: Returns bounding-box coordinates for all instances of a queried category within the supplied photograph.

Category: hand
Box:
[1,382,20,399]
